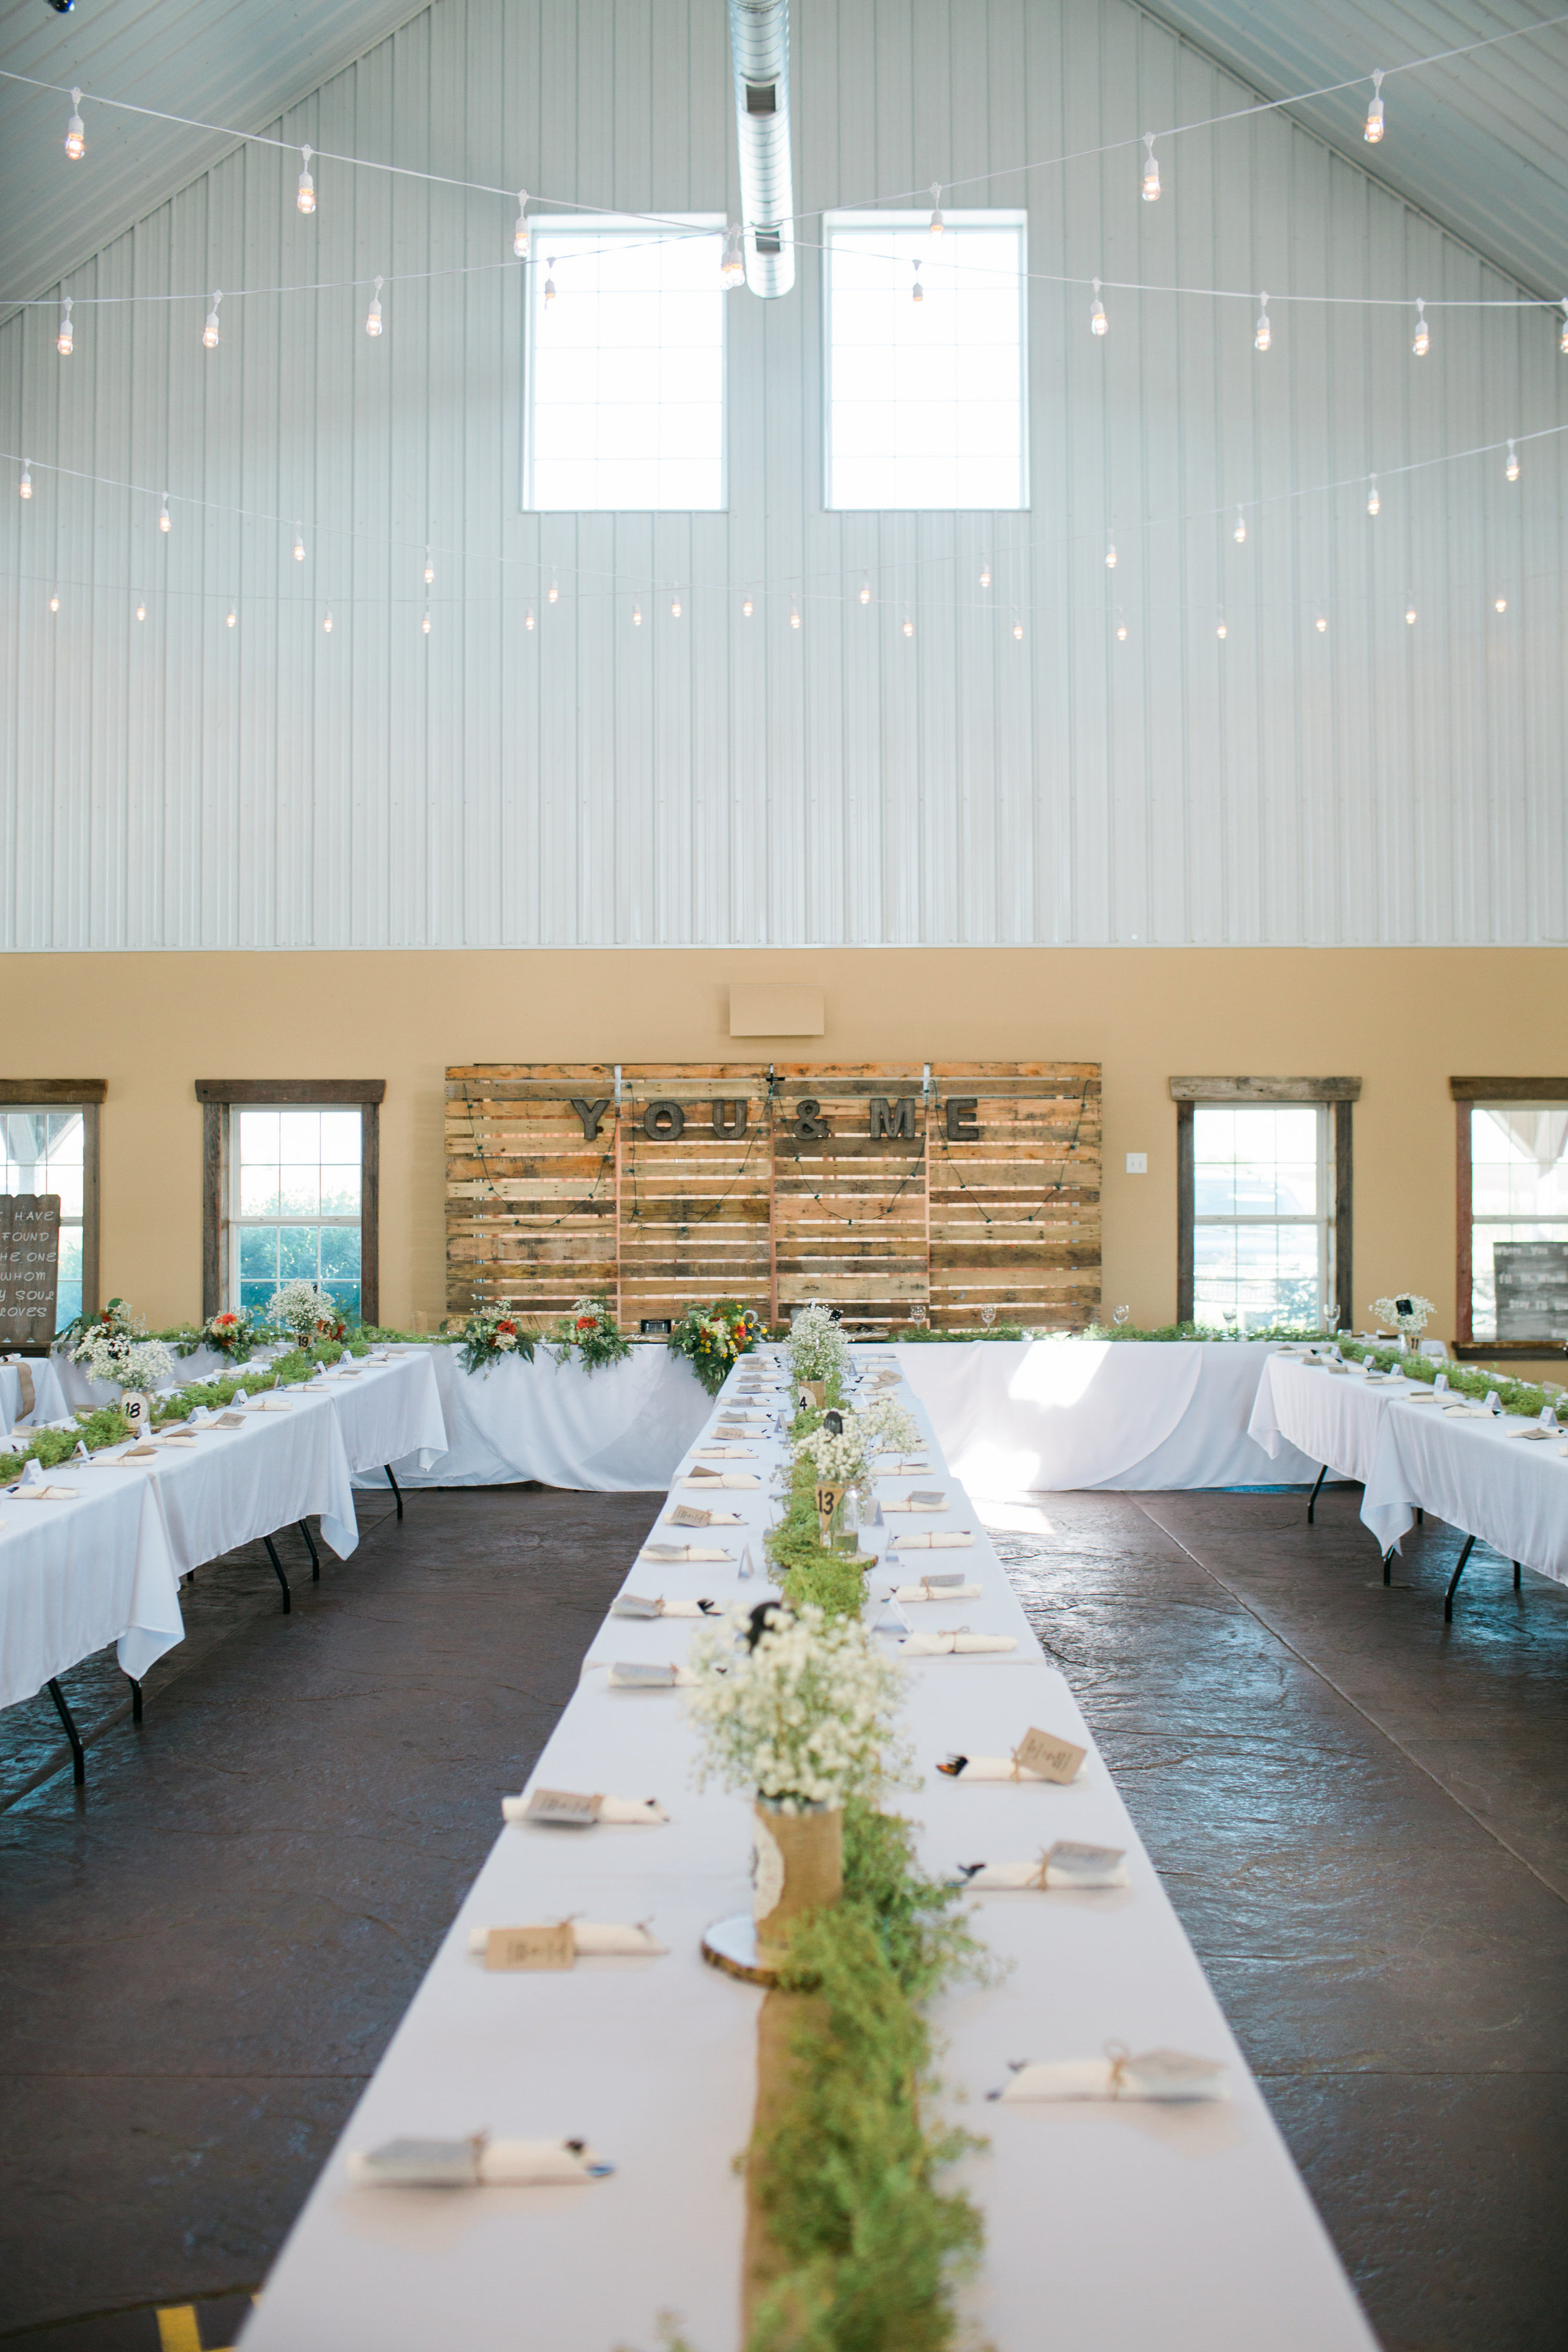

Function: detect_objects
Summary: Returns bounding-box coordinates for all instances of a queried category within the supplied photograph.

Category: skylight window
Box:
[824,211,1028,511]
[524,216,726,511]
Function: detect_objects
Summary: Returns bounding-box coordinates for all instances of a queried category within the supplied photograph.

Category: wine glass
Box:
[1112,1303,1130,1328]
[980,1303,997,1331]
[911,1301,928,1332]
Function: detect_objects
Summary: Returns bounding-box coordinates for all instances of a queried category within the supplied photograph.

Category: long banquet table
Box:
[241,1347,1375,2352]
[0,1471,184,1712]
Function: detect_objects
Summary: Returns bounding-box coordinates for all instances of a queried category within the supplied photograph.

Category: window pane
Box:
[826,215,1027,511]
[239,1167,282,1217]
[320,1111,361,1163]
[527,220,726,511]
[238,1110,281,1160]
[277,1111,322,1161]
[278,1163,321,1216]
[277,1226,320,1279]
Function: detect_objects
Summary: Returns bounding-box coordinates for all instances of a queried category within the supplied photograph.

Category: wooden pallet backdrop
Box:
[446,1062,1100,1332]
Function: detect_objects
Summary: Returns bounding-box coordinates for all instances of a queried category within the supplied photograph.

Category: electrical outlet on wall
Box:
[1125,1152,1148,1174]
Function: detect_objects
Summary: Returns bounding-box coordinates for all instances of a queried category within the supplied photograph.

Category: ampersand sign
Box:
[793,1098,829,1140]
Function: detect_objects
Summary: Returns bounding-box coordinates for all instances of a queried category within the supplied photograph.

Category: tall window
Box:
[524,217,726,510]
[232,1108,363,1319]
[197,1082,382,1327]
[1454,1084,1568,1346]
[1172,1081,1357,1333]
[0,1083,102,1334]
[823,212,1028,511]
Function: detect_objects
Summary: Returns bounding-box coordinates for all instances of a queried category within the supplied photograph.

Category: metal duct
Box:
[728,0,795,297]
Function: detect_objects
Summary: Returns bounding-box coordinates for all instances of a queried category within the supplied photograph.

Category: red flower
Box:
[497,1320,516,1335]
[576,1315,597,1333]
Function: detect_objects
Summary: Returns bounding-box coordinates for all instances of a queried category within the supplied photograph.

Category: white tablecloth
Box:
[1360,1403,1568,1584]
[0,1355,70,1435]
[382,1343,712,1491]
[1248,1355,1411,1486]
[81,1392,361,1572]
[0,1471,184,1705]
[897,1339,1318,1494]
[305,1353,449,1478]
[243,1348,1374,2352]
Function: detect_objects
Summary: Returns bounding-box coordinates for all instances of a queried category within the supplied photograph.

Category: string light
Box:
[1141,134,1160,201]
[158,494,171,533]
[1216,608,1227,640]
[1315,610,1328,633]
[18,461,31,501]
[64,88,85,161]
[1254,294,1271,352]
[1115,612,1128,642]
[423,547,435,586]
[670,593,682,618]
[902,610,914,637]
[293,526,305,563]
[1364,70,1385,144]
[859,575,871,605]
[1505,438,1520,482]
[421,607,432,634]
[547,576,559,604]
[979,556,991,588]
[1367,475,1380,516]
[203,290,223,349]
[790,603,802,630]
[1560,301,1568,356]
[366,277,383,336]
[135,596,146,621]
[1411,299,1429,358]
[721,223,744,288]
[513,191,529,260]
[1089,277,1107,336]
[524,603,535,630]
[1012,613,1024,640]
[741,594,754,617]
[48,586,60,613]
[226,604,237,628]
[1406,598,1417,623]
[1495,594,1508,612]
[632,601,642,625]
[928,183,945,235]
[56,295,73,356]
[544,257,557,307]
[1234,506,1247,544]
[911,258,923,305]
[1105,539,1117,570]
[296,145,315,215]
[322,608,334,633]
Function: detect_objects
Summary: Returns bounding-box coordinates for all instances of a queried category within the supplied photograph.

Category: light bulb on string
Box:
[859,575,871,605]
[1141,134,1160,201]
[48,586,60,613]
[514,192,530,260]
[1506,438,1520,482]
[547,576,559,604]
[56,295,73,356]
[293,526,305,563]
[1104,539,1117,570]
[790,603,802,630]
[135,596,146,622]
[1495,595,1508,613]
[741,594,754,618]
[928,183,945,235]
[721,223,744,288]
[524,604,536,630]
[158,494,171,534]
[1216,608,1227,640]
[18,460,31,501]
[421,607,432,635]
[911,258,923,305]
[366,277,383,336]
[1364,70,1385,144]
[1012,613,1024,641]
[632,601,642,625]
[1367,475,1380,517]
[423,548,435,587]
[322,608,334,633]
[226,604,237,629]
[902,610,914,638]
[1315,610,1328,634]
[1115,612,1128,642]
[1560,301,1568,356]
[297,146,315,215]
[64,90,85,161]
[203,290,223,349]
[979,556,992,589]
[670,593,682,618]
[1090,277,1108,336]
[544,257,557,307]
[1405,599,1417,625]
[1254,293,1271,352]
[1411,299,1429,358]
[1234,506,1247,544]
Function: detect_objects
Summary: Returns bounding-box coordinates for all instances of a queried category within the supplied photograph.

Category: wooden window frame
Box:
[1170,1078,1359,1329]
[196,1081,383,1325]
[1449,1076,1568,1359]
[0,1080,104,1345]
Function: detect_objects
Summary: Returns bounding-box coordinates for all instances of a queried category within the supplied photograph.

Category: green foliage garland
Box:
[765,1456,867,1622]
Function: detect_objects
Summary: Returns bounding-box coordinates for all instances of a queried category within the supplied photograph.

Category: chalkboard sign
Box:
[1493,1241,1568,1342]
[0,1194,61,1348]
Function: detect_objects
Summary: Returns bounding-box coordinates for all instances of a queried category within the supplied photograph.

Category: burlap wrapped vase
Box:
[752,1796,844,1967]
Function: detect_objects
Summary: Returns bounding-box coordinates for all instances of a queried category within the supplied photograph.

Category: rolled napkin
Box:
[874,1458,932,1475]
[716,1413,768,1426]
[347,2134,613,2187]
[938,1726,1087,1784]
[681,1472,760,1490]
[154,1433,198,1449]
[502,1788,669,1827]
[901,1631,1017,1656]
[108,1443,160,1465]
[956,1840,1128,1890]
[692,1445,758,1460]
[612,1593,718,1619]
[891,1529,974,1550]
[998,2048,1227,2105]
[10,1480,80,1498]
[242,1396,294,1413]
[882,1490,948,1513]
[639,1542,734,1565]
[601,1661,694,1690]
[466,1921,667,1964]
[891,1579,983,1602]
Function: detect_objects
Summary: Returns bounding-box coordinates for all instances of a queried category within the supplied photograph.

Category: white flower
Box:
[496,1330,517,1349]
[787,1303,850,1387]
[682,1602,914,1808]
[269,1279,340,1340]
[73,1332,174,1392]
[1370,1293,1436,1335]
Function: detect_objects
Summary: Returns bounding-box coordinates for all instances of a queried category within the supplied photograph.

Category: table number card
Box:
[484,1923,576,1972]
[1015,1725,1088,1784]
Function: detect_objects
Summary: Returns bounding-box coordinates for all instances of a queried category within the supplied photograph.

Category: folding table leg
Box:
[1306,1465,1327,1524]
[1513,1560,1522,1591]
[262,1534,292,1613]
[1444,1534,1476,1624]
[46,1678,86,1784]
[297,1520,321,1581]
[385,1464,404,1521]
[1416,1508,1424,1525]
[1382,1550,1394,1586]
[126,1675,144,1724]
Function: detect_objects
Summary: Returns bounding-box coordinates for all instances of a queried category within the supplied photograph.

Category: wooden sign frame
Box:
[446,1062,1100,1333]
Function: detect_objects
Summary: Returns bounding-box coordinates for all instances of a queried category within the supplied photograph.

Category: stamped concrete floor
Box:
[1,1482,1565,2351]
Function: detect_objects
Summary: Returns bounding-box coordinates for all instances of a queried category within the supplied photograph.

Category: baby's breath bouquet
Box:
[684,1602,912,1811]
[268,1280,346,1347]
[794,1421,866,1486]
[787,1302,849,1390]
[1370,1293,1437,1339]
[72,1330,174,1393]
[855,1393,922,1458]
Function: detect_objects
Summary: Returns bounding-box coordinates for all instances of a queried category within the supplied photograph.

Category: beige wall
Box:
[8,947,1565,1358]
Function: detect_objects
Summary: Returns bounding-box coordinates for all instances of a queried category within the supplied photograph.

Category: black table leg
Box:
[1444,1534,1476,1623]
[297,1519,321,1581]
[126,1675,143,1724]
[1306,1464,1327,1524]
[46,1678,86,1784]
[1383,1550,1394,1586]
[1513,1559,1522,1591]
[385,1464,404,1521]
[262,1534,292,1613]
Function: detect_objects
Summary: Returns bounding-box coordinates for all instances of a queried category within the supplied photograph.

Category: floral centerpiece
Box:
[549,1296,632,1374]
[200,1307,259,1362]
[58,1295,139,1350]
[684,1601,911,1968]
[268,1280,347,1348]
[72,1327,175,1396]
[667,1298,764,1397]
[1370,1293,1437,1342]
[786,1301,849,1404]
[458,1300,536,1375]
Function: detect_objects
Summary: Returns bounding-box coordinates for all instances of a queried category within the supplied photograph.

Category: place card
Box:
[1015,1725,1088,1783]
[606,1661,683,1690]
[612,1592,663,1618]
[517,1788,603,1827]
[669,1505,712,1527]
[212,1411,248,1430]
[483,1922,576,1971]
